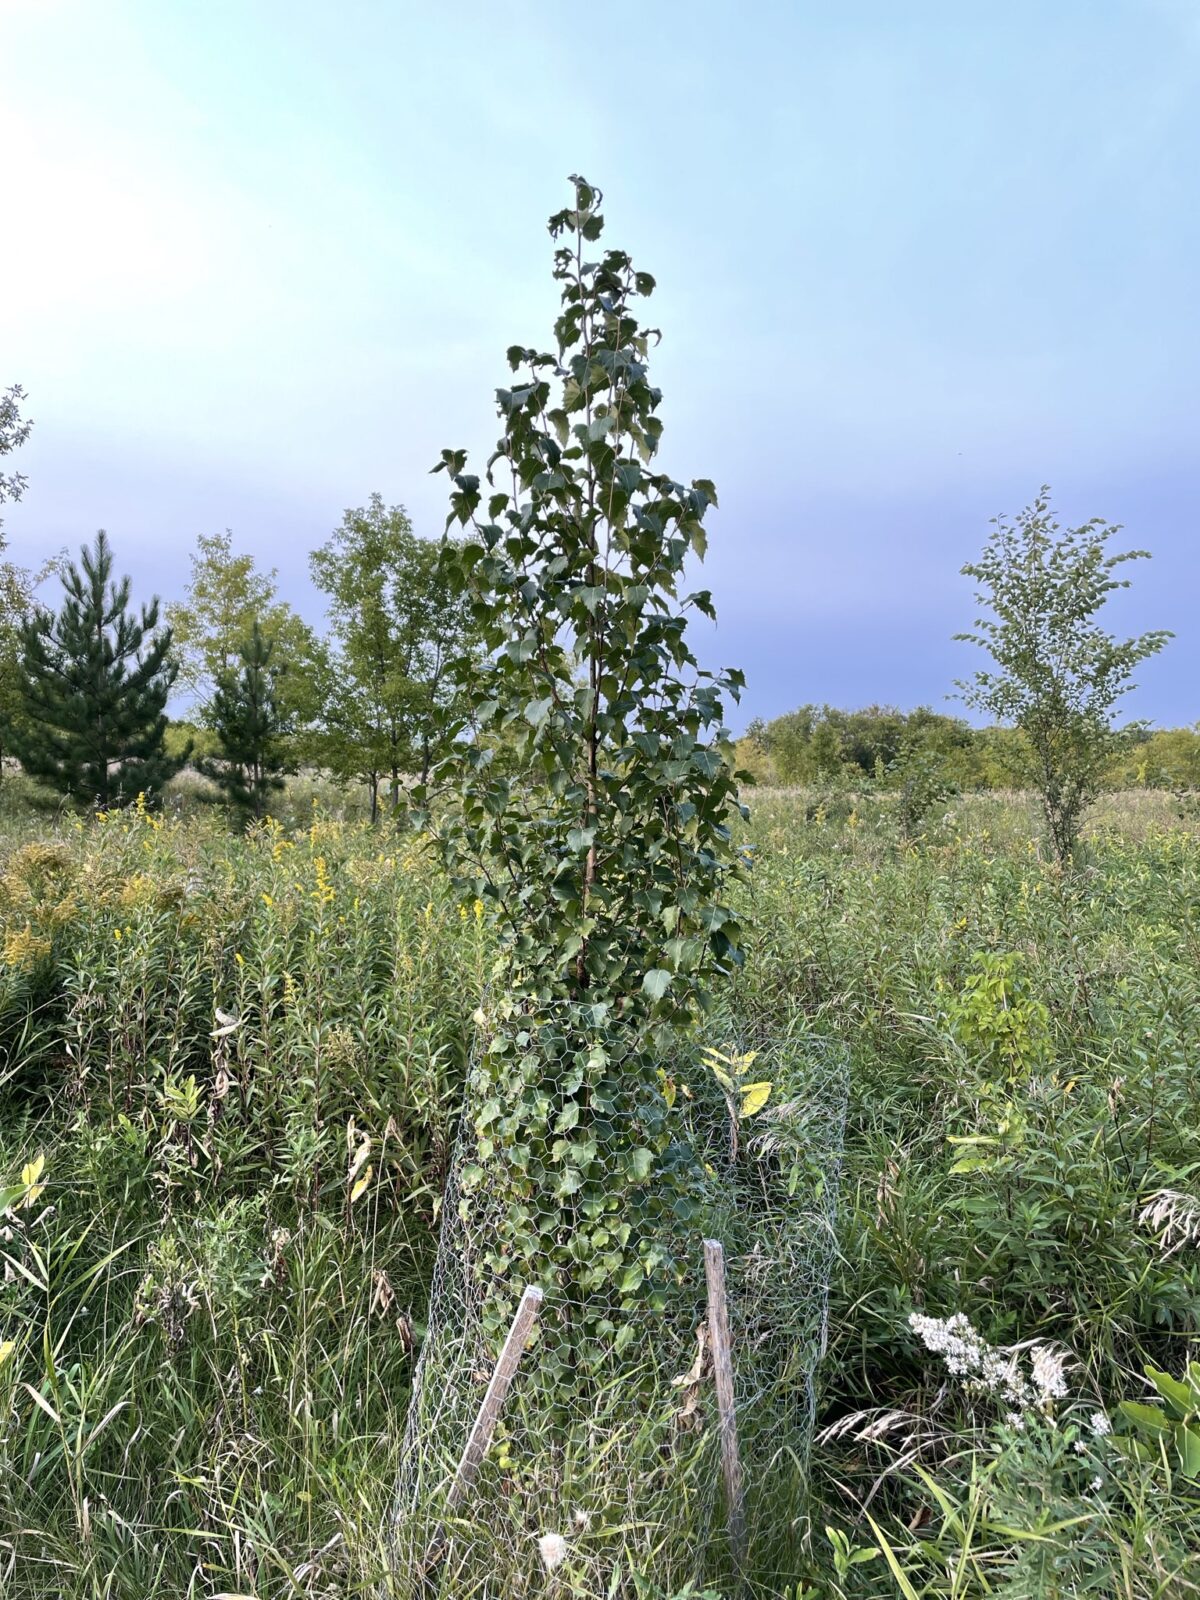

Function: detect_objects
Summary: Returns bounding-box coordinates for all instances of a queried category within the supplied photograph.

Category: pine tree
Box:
[198,620,288,823]
[10,530,187,806]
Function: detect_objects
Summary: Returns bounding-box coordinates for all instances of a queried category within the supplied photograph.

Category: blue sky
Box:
[2,0,1197,727]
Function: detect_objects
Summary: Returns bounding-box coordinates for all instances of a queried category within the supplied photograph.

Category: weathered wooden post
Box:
[704,1238,746,1581]
[421,1283,544,1574]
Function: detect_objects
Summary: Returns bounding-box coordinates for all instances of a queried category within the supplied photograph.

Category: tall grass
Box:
[1,805,478,1597]
[1,788,1198,1595]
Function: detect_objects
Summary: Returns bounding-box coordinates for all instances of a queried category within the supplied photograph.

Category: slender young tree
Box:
[956,489,1171,862]
[198,620,288,823]
[11,531,187,806]
[309,494,475,814]
[419,176,747,1342]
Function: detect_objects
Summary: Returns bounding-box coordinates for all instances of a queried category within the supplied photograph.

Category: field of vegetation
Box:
[3,170,1198,1600]
[2,777,1198,1598]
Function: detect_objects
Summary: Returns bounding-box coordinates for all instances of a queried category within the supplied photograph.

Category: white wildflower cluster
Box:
[908,1311,1074,1418]
[1089,1409,1112,1437]
[1029,1343,1070,1402]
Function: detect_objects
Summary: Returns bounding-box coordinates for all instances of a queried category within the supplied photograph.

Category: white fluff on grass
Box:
[538,1533,568,1572]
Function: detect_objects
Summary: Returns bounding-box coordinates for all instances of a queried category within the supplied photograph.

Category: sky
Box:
[2,0,1197,728]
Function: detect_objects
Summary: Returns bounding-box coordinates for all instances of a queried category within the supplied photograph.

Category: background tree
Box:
[0,553,62,779]
[0,385,33,515]
[197,620,288,823]
[743,702,976,787]
[309,494,475,816]
[1113,723,1200,790]
[10,530,188,806]
[0,385,43,778]
[956,488,1171,862]
[166,529,322,734]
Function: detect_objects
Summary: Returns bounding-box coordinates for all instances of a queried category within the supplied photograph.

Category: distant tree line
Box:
[0,385,1182,857]
[739,705,1199,792]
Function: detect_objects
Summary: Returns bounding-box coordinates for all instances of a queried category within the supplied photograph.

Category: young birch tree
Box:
[957,489,1171,863]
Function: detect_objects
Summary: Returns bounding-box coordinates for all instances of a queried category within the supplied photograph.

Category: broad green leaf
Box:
[1145,1365,1198,1418]
[629,1148,654,1181]
[524,697,552,728]
[1119,1400,1170,1435]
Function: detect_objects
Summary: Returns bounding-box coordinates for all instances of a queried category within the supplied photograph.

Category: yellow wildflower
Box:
[3,925,52,971]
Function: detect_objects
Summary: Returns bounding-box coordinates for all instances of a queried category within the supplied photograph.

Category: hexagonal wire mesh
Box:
[387,1007,847,1598]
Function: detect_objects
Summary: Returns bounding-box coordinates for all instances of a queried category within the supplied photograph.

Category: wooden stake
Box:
[704,1238,746,1578]
[445,1283,543,1510]
[421,1283,544,1575]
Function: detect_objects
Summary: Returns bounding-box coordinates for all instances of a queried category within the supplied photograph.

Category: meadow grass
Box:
[1,784,1198,1596]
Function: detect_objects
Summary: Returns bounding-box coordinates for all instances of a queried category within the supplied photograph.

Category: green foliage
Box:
[889,741,958,842]
[0,385,61,777]
[418,176,746,1346]
[1119,1361,1200,1480]
[956,488,1172,863]
[0,550,61,773]
[0,807,476,1598]
[0,382,33,514]
[197,619,289,823]
[426,175,745,1026]
[745,704,975,788]
[741,791,1200,1596]
[8,531,188,807]
[165,528,323,731]
[945,948,1051,1082]
[309,493,476,816]
[163,717,217,762]
[1110,722,1200,791]
[2,784,1200,1594]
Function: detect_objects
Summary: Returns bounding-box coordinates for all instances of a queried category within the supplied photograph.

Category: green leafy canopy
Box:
[956,488,1171,863]
[420,175,748,1033]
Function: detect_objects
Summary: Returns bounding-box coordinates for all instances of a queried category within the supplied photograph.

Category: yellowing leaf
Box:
[0,1340,15,1368]
[348,1137,372,1183]
[739,1082,772,1118]
[19,1154,46,1208]
[703,1045,759,1092]
[350,1164,374,1204]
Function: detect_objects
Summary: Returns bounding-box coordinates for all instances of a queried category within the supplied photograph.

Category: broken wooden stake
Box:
[421,1282,544,1574]
[704,1237,746,1580]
